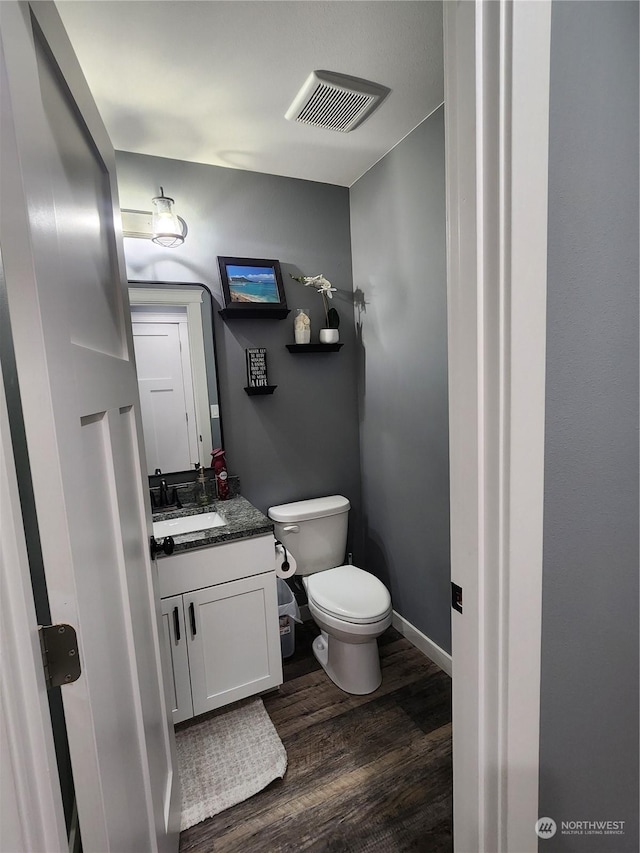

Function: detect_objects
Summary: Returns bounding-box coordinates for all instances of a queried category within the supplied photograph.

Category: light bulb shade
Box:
[151,191,185,247]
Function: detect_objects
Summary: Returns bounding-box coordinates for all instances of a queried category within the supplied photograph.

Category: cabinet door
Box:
[160,596,194,724]
[186,574,283,715]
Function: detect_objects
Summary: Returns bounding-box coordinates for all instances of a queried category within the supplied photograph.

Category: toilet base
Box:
[312,630,382,695]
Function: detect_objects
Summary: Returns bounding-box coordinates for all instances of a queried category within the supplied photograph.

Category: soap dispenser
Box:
[194,463,209,506]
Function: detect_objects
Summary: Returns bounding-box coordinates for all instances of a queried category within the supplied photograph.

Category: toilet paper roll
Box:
[275,542,297,579]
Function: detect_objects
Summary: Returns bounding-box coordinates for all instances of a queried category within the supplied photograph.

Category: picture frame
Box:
[218,256,288,312]
[245,348,269,387]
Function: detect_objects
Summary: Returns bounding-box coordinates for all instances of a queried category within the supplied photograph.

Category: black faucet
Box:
[151,480,182,510]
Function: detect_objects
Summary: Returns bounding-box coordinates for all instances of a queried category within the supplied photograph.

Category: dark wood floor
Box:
[179,624,452,853]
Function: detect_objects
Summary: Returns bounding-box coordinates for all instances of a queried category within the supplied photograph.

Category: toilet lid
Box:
[306,565,391,624]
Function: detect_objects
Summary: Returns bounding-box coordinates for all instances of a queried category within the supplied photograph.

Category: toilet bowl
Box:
[304,565,392,694]
[268,496,392,695]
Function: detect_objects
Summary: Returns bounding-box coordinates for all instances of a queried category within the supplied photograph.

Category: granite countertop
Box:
[152,495,273,555]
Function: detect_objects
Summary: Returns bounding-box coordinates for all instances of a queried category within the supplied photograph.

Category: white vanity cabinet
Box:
[158,533,283,723]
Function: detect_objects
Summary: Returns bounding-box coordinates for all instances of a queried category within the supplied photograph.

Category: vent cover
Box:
[285,71,390,133]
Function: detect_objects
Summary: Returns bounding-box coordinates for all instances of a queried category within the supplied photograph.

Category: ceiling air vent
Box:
[285,70,390,133]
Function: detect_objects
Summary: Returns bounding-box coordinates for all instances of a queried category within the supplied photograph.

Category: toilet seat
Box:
[305,565,392,625]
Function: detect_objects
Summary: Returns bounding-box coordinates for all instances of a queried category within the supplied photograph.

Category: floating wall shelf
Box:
[286,343,343,353]
[244,385,277,396]
[220,307,290,320]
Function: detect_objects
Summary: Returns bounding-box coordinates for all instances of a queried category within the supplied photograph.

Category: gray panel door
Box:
[0,4,179,850]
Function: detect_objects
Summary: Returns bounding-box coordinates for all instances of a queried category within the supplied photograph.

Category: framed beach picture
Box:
[218,256,287,312]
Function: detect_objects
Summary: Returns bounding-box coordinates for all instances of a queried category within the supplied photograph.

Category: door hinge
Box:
[451,582,463,614]
[38,624,81,689]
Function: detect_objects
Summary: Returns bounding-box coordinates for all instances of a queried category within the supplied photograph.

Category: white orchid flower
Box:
[290,272,340,327]
[303,275,336,297]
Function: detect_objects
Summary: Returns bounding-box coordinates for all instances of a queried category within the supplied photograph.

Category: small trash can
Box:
[277,578,298,658]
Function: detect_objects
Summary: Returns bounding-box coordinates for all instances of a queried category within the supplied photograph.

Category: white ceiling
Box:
[57,1,443,187]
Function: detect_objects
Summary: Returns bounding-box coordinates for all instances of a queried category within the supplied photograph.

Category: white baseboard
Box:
[392,611,452,677]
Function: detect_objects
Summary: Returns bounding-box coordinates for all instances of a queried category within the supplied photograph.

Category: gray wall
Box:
[349,107,451,653]
[116,152,362,550]
[539,3,639,849]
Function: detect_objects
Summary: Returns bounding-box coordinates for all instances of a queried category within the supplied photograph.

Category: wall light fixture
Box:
[121,187,188,248]
[151,187,186,247]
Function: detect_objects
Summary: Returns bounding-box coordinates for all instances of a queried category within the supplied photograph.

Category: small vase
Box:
[294,308,311,344]
[319,328,339,344]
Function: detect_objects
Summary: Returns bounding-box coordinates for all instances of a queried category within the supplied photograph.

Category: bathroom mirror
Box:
[128,281,223,477]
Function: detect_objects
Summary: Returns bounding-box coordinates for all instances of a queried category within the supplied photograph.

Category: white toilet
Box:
[268,495,392,695]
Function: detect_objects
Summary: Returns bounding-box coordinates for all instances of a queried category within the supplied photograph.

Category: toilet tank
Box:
[268,495,350,575]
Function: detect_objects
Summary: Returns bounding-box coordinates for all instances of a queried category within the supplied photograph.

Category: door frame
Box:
[0,360,68,853]
[444,2,552,851]
[1,0,553,849]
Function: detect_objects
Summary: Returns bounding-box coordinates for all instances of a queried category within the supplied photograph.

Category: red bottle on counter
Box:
[211,448,230,500]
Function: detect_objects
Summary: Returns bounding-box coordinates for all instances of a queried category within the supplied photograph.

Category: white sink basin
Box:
[153,512,226,539]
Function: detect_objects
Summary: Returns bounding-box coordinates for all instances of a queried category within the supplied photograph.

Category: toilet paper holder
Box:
[274,538,297,579]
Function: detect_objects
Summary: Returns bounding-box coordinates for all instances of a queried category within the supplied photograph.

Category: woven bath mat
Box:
[175,698,287,831]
